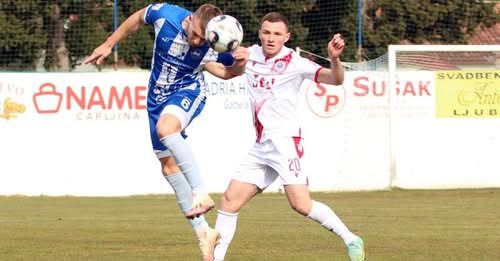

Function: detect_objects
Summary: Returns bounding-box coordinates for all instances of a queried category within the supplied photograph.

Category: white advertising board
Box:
[0,72,164,196]
[390,71,500,189]
[1,71,498,196]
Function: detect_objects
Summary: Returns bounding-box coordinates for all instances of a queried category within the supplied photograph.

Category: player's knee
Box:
[289,201,312,216]
[162,166,180,176]
[290,205,308,216]
[156,114,182,138]
[219,192,233,206]
[156,124,175,138]
[160,157,181,176]
[219,192,242,213]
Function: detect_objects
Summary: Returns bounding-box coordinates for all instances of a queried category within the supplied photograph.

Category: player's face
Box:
[258,21,290,58]
[187,16,206,47]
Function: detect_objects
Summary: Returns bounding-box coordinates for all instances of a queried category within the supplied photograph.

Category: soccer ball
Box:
[205,15,243,53]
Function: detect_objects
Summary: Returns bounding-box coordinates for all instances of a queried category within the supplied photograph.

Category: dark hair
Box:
[194,4,223,33]
[260,12,289,30]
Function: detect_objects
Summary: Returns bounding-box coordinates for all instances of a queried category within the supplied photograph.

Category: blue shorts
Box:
[147,88,206,156]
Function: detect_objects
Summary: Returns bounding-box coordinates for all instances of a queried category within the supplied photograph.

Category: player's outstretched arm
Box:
[83,7,147,65]
[204,47,249,79]
[317,33,345,85]
[227,46,249,76]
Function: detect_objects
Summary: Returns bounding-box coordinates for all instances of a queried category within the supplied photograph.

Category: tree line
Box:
[1,0,498,71]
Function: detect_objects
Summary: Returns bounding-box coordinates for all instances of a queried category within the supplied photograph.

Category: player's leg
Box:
[273,136,365,260]
[148,92,217,260]
[214,179,260,261]
[160,155,219,261]
[214,145,274,261]
[284,185,364,260]
[156,90,214,218]
[158,113,206,194]
[160,155,208,231]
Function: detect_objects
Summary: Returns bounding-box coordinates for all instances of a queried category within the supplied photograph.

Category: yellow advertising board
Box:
[435,71,500,118]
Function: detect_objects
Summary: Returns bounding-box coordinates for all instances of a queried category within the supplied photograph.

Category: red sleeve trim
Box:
[314,67,322,82]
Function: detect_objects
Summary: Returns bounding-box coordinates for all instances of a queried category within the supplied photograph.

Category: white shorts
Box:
[233,136,308,190]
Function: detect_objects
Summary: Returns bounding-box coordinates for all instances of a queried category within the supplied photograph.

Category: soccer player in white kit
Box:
[84,3,248,261]
[212,12,365,261]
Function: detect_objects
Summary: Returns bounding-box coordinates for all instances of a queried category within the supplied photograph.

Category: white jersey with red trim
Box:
[245,44,322,142]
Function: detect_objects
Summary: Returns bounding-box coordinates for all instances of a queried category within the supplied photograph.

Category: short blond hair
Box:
[194,4,223,33]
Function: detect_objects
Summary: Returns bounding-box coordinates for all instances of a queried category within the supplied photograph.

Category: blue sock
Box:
[164,172,207,231]
[161,133,205,193]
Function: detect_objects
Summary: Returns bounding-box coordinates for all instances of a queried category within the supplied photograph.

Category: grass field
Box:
[1,188,499,260]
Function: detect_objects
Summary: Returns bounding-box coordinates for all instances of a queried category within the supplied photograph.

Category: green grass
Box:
[1,189,499,260]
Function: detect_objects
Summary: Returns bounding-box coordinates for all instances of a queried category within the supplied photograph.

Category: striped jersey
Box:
[143,3,234,107]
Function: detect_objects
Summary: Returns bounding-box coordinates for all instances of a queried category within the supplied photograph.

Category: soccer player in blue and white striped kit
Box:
[84,3,248,261]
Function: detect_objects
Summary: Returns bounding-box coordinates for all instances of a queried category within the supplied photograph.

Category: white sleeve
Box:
[295,53,322,82]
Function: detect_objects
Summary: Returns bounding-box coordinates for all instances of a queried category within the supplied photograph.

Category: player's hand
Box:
[83,43,113,65]
[232,46,249,65]
[327,33,345,59]
[230,46,249,75]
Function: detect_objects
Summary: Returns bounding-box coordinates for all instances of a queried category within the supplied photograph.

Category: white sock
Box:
[214,210,239,261]
[307,200,358,245]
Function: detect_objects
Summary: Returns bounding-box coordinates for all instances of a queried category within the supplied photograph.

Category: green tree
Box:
[188,0,313,51]
[63,0,112,69]
[362,0,500,60]
[106,0,154,69]
[302,0,357,65]
[2,0,498,71]
[0,0,112,71]
[0,1,47,70]
[42,1,71,71]
[58,0,156,70]
[109,0,311,68]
